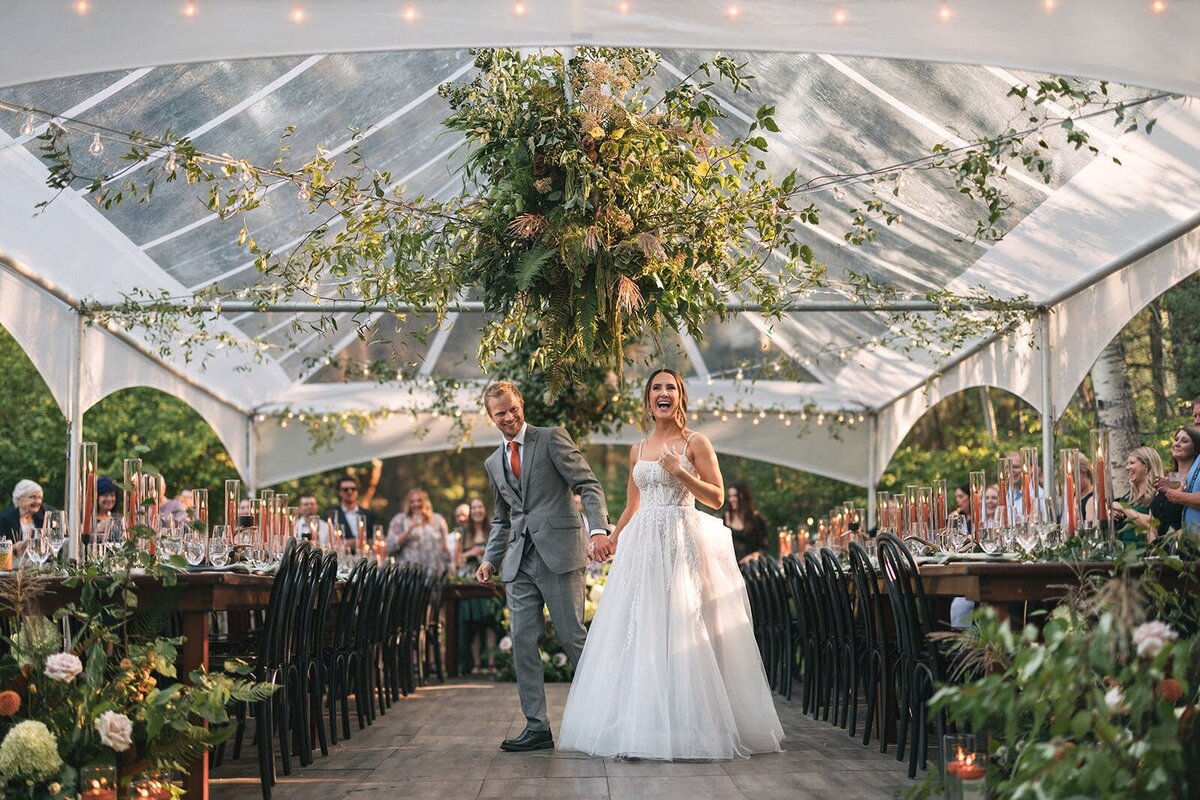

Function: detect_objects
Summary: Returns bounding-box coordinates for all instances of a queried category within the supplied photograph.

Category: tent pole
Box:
[65,312,84,561]
[1039,312,1055,501]
[245,413,257,496]
[867,413,878,531]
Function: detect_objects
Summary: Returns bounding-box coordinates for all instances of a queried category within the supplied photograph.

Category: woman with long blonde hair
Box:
[1113,446,1164,544]
[559,368,783,760]
[386,488,452,572]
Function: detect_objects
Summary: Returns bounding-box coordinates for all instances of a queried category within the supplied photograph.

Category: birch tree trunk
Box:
[1091,336,1141,498]
[1147,299,1172,422]
[979,386,998,443]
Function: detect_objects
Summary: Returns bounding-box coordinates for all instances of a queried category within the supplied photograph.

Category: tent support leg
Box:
[867,413,878,531]
[1039,312,1055,500]
[245,413,257,496]
[65,312,84,561]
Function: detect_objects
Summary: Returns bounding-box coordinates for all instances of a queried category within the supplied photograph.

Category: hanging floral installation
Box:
[13,47,1168,443]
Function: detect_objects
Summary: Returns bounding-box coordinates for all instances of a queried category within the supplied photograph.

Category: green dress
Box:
[1116,494,1153,546]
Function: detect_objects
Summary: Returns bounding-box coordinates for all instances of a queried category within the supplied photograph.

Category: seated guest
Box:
[0,480,48,541]
[294,493,331,545]
[984,484,1000,525]
[92,476,122,539]
[386,488,452,573]
[325,476,377,553]
[1077,458,1097,524]
[1113,446,1163,545]
[954,483,971,517]
[725,482,769,565]
[159,487,193,524]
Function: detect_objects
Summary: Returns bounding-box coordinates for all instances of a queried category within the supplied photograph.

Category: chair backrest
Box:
[255,537,303,669]
[818,547,855,643]
[761,557,790,632]
[308,550,340,657]
[875,533,930,664]
[333,557,371,652]
[802,551,832,641]
[351,561,382,650]
[847,541,883,649]
[781,553,811,643]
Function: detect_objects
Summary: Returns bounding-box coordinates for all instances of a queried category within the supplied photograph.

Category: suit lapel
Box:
[520,426,537,498]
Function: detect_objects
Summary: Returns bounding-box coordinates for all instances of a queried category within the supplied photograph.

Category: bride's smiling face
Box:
[648,372,681,421]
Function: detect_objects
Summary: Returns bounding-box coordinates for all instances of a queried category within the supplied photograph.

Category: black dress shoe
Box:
[500,728,554,751]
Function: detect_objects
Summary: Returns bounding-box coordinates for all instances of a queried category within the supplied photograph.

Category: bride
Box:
[558,368,784,760]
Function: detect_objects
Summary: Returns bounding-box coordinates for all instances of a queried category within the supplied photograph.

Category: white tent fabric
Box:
[1,0,1199,498]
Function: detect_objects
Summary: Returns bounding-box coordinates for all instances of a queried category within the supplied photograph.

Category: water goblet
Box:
[978,525,1002,555]
[183,532,206,567]
[25,535,50,567]
[1015,523,1040,557]
[207,535,230,568]
[948,516,970,553]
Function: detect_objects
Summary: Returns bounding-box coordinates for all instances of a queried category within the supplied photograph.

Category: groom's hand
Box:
[588,533,615,562]
[476,561,496,584]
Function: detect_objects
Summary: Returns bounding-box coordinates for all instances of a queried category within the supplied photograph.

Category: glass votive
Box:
[131,771,174,800]
[942,733,977,799]
[80,763,117,800]
[958,751,987,799]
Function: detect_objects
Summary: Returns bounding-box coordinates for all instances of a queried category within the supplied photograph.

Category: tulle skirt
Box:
[558,504,784,760]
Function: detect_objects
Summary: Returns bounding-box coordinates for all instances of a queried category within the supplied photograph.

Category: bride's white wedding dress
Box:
[558,443,784,760]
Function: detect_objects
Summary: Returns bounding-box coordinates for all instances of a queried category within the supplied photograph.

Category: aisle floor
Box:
[211,680,916,799]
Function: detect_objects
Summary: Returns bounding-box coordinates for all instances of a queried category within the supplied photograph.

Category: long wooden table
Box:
[443,581,505,678]
[25,571,275,800]
[917,559,1198,603]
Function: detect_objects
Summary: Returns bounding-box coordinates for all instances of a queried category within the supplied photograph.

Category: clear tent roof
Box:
[1,1,1199,488]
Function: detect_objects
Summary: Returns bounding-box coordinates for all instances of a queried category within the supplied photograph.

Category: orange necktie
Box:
[509,440,522,480]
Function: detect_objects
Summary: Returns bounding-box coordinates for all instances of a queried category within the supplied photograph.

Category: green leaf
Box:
[515,245,555,291]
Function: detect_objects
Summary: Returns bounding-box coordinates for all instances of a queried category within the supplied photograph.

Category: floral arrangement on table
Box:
[0,535,276,799]
[492,562,609,683]
[908,556,1200,798]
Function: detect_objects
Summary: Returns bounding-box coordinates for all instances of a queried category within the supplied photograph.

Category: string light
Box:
[401,3,417,21]
[74,0,90,15]
[1042,0,1055,10]
[298,182,312,201]
[19,114,35,137]
[165,151,177,173]
[725,3,740,20]
[939,2,952,22]
[832,6,847,24]
[833,185,846,201]
[290,6,307,23]
[513,1,526,16]
[88,133,104,155]
[182,1,198,17]
[1150,0,1167,12]
[617,0,631,13]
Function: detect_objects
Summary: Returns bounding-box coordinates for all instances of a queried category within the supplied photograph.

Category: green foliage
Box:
[919,560,1200,799]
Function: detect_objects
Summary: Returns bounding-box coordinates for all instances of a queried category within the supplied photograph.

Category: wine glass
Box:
[47,523,66,561]
[978,524,1002,555]
[208,534,230,568]
[25,535,50,567]
[183,532,206,567]
[1015,523,1040,557]
[948,516,970,553]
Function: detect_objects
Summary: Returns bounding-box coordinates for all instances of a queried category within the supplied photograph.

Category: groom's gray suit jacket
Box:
[482,425,611,582]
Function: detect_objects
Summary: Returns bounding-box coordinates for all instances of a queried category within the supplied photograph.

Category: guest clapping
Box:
[387,488,453,573]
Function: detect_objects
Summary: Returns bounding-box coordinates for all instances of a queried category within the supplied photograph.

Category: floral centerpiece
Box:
[0,536,275,799]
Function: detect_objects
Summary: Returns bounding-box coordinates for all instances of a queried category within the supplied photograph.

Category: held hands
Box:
[476,561,496,584]
[587,533,615,562]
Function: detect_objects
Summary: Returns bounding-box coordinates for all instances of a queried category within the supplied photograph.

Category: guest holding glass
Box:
[1154,426,1200,535]
[387,488,453,573]
[725,482,768,565]
[294,493,331,545]
[326,477,377,553]
[1112,446,1164,545]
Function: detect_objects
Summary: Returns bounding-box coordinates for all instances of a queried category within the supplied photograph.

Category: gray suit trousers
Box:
[506,541,587,732]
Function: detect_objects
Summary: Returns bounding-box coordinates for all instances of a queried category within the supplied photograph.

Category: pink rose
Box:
[94,710,134,752]
[43,653,83,682]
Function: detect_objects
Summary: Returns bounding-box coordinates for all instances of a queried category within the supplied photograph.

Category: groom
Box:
[476,381,614,751]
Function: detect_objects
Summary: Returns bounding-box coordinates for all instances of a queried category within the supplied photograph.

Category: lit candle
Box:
[80,765,117,800]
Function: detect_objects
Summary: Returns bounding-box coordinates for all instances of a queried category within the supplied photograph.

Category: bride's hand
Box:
[658,445,684,476]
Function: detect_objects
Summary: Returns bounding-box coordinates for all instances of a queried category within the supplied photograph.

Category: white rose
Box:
[94,710,134,752]
[498,636,513,653]
[1104,686,1125,714]
[588,583,605,604]
[552,653,568,668]
[43,652,83,682]
[1132,621,1178,658]
[540,650,550,663]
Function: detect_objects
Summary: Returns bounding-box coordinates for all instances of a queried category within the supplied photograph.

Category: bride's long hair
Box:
[640,368,689,432]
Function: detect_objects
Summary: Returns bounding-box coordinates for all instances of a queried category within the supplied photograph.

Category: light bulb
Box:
[182,1,197,17]
[725,3,740,19]
[513,1,526,15]
[617,0,631,12]
[298,183,311,201]
[752,418,760,426]
[1042,0,1055,10]
[832,7,847,24]
[74,0,89,14]
[1150,0,1166,12]
[401,3,417,21]
[165,151,177,173]
[88,133,104,155]
[938,2,952,22]
[833,185,846,201]
[290,6,307,23]
[19,114,35,136]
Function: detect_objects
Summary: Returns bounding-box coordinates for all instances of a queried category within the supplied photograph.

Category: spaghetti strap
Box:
[637,439,646,460]
[683,431,697,458]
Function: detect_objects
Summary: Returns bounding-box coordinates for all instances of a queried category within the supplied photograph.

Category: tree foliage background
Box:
[2,270,1197,528]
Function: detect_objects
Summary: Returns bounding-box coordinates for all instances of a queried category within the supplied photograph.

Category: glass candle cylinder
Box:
[969,471,986,532]
[224,479,240,528]
[193,488,208,533]
[875,492,891,533]
[79,442,98,538]
[1058,448,1081,536]
[995,458,1011,512]
[1090,428,1115,538]
[80,763,117,800]
[122,458,142,531]
[1020,446,1039,521]
[932,478,948,534]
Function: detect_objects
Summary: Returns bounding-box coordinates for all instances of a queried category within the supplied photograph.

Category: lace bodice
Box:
[633,457,695,508]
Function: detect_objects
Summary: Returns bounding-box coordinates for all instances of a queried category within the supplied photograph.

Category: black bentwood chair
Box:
[847,541,891,751]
